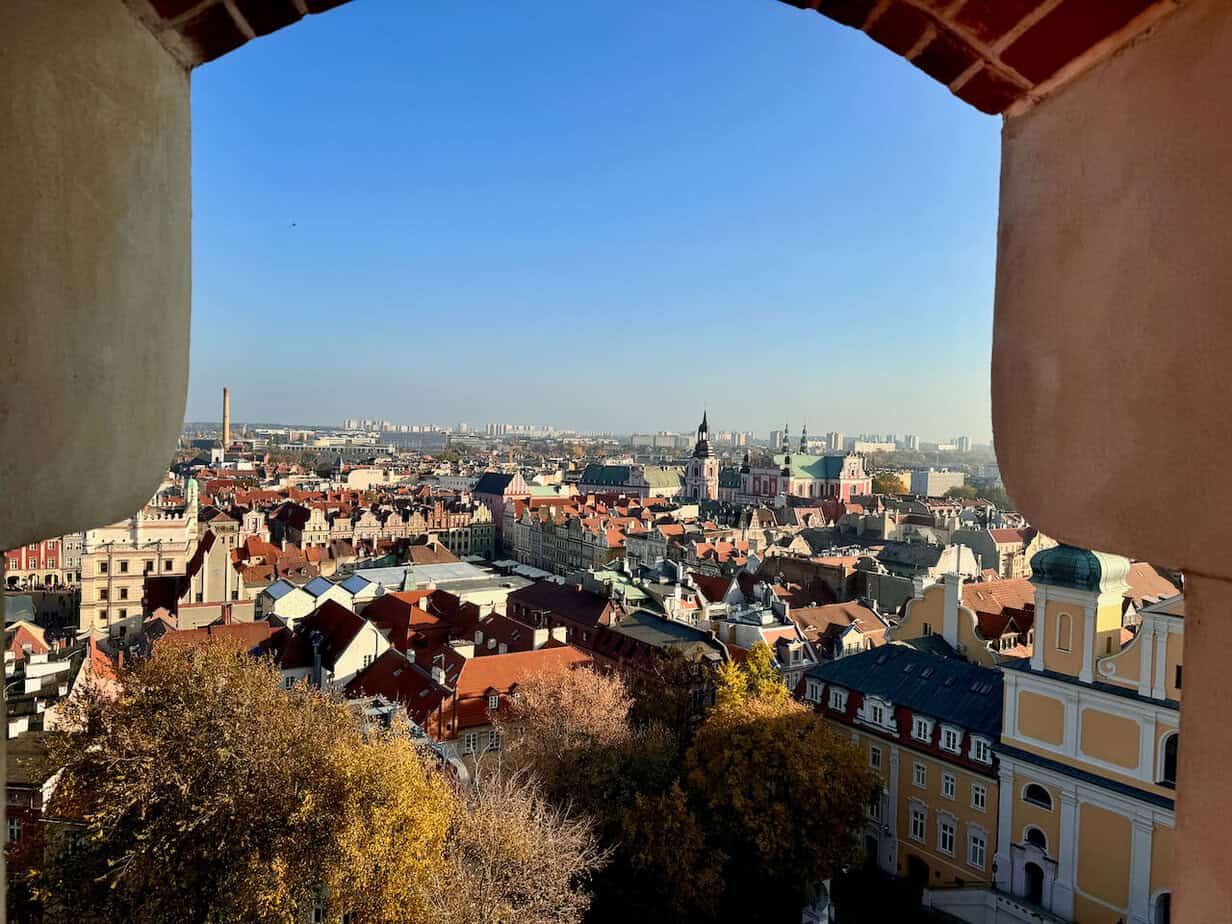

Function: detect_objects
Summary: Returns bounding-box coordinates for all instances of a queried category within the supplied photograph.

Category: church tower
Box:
[686,410,720,501]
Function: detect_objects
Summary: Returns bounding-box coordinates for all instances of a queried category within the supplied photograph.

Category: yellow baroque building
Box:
[995,546,1178,924]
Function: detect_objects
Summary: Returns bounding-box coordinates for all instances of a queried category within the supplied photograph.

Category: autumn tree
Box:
[429,774,608,924]
[684,696,881,920]
[716,641,790,707]
[944,484,979,500]
[871,472,906,495]
[34,643,455,924]
[498,667,676,827]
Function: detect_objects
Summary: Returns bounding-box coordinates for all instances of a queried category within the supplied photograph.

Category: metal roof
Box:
[339,573,371,594]
[807,642,1003,738]
[304,576,334,597]
[262,579,295,601]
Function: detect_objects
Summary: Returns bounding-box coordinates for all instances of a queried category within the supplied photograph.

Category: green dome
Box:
[1030,544,1130,593]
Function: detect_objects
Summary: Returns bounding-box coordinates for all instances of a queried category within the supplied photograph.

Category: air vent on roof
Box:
[903,663,915,673]
[921,667,934,678]
[943,676,955,687]
[875,653,889,665]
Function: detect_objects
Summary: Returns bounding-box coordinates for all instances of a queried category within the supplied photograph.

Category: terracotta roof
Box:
[1125,562,1180,608]
[454,645,590,699]
[988,527,1036,544]
[159,621,282,652]
[344,649,447,723]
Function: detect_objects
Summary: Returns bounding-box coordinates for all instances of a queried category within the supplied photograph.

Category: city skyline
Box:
[185,0,999,441]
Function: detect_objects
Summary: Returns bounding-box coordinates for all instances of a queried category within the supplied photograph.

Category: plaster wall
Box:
[993,0,1232,578]
[0,0,191,551]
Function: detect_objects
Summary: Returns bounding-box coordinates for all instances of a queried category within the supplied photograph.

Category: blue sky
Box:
[188,0,1001,440]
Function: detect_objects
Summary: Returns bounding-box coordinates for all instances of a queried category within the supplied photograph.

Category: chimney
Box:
[431,653,446,685]
[222,386,231,448]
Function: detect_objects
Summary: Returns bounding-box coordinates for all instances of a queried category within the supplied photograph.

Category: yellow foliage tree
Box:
[34,643,453,924]
[716,641,790,707]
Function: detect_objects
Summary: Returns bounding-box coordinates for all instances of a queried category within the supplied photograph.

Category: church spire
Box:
[800,424,808,454]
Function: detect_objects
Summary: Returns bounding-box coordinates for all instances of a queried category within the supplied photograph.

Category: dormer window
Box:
[912,715,934,742]
[969,736,993,764]
[940,724,963,754]
[487,694,499,712]
[828,687,848,711]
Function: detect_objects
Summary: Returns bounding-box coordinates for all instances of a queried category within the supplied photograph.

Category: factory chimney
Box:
[222,386,231,448]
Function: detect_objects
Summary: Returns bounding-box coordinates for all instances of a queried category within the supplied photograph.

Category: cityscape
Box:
[3,0,1213,922]
[4,388,1181,924]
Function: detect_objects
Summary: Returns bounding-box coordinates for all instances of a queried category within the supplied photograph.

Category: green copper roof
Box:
[772,453,845,480]
[643,466,685,488]
[1030,544,1131,593]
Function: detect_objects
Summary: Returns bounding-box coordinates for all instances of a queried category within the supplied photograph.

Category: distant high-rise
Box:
[956,436,972,452]
[904,434,920,451]
[826,431,843,453]
[222,387,230,447]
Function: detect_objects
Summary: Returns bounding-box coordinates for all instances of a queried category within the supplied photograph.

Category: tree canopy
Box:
[33,643,601,924]
[871,472,906,495]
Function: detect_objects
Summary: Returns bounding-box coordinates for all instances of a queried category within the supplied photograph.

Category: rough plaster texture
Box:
[993,3,1231,919]
[1172,574,1232,922]
[0,0,191,551]
[992,0,1232,579]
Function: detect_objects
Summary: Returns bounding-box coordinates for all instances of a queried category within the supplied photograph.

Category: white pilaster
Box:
[994,762,1015,892]
[1139,715,1157,784]
[1054,789,1078,919]
[1128,816,1154,924]
[1079,603,1096,684]
[1137,619,1156,698]
[1152,624,1168,700]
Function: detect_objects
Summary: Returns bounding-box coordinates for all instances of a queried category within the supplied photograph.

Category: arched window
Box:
[1025,826,1048,852]
[1153,891,1172,924]
[1023,784,1053,810]
[1056,612,1072,651]
[1160,733,1178,786]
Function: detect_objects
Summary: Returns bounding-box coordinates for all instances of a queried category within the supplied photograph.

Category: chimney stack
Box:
[222,386,231,448]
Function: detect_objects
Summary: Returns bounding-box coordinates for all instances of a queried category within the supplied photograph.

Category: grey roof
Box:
[613,610,722,653]
[876,541,944,570]
[718,467,742,489]
[579,464,632,486]
[339,573,372,594]
[263,579,296,601]
[304,576,334,597]
[4,595,36,625]
[473,472,515,495]
[806,642,1003,738]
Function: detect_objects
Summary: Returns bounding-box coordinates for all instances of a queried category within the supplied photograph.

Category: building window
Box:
[942,773,956,799]
[488,730,502,752]
[164,560,173,571]
[361,654,374,669]
[285,676,294,690]
[971,783,987,812]
[1023,784,1053,810]
[463,732,479,754]
[938,818,956,856]
[488,694,500,712]
[940,726,962,754]
[99,562,108,574]
[869,794,882,822]
[119,560,128,573]
[99,588,109,601]
[968,831,987,870]
[913,762,927,788]
[1175,665,1182,690]
[829,687,847,711]
[145,559,154,573]
[1160,732,1178,786]
[1056,611,1072,651]
[912,715,933,742]
[870,745,882,770]
[118,609,126,620]
[970,737,993,764]
[923,623,933,636]
[909,805,926,842]
[7,817,20,843]
[119,587,128,600]
[1025,826,1048,852]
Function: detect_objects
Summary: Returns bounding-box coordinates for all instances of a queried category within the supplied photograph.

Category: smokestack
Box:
[223,386,231,448]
